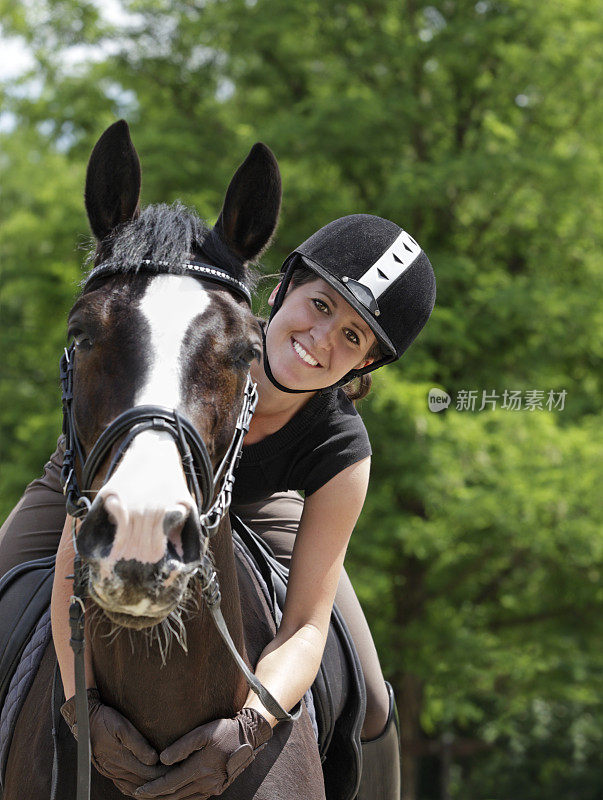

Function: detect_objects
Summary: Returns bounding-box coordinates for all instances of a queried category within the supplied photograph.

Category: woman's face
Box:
[265,276,377,391]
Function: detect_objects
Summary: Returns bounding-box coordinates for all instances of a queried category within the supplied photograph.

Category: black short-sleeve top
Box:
[232,389,372,505]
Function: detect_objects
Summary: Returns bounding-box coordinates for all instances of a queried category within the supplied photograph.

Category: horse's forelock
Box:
[83,202,259,291]
[90,202,209,270]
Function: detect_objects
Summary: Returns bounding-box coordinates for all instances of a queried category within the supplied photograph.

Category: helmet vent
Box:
[354,230,422,300]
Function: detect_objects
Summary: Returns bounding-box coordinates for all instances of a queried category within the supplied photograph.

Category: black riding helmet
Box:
[263,214,436,393]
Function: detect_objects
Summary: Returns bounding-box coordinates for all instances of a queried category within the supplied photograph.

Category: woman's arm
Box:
[242,456,371,726]
[51,515,95,699]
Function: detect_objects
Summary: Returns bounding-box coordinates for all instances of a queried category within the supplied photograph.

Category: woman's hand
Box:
[133,708,272,800]
[61,689,167,797]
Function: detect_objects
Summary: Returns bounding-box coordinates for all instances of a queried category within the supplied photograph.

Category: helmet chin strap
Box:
[260,325,358,394]
[261,325,312,394]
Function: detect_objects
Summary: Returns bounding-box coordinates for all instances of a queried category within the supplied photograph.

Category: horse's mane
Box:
[83,202,259,290]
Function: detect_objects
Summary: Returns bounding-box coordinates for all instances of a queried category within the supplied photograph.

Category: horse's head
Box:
[68,121,281,629]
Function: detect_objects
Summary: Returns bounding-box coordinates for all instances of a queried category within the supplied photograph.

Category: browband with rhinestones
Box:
[83,259,252,305]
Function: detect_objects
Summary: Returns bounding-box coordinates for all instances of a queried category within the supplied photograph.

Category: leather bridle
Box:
[59,261,301,800]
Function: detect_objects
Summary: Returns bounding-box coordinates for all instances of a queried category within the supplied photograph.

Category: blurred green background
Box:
[1,1,602,797]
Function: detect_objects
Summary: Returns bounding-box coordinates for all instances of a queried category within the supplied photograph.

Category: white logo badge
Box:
[428,388,451,412]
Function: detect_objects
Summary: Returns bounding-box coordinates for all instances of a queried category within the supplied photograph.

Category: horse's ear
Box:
[85,120,141,242]
[214,143,281,262]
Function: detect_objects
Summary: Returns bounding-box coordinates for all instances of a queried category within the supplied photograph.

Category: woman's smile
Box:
[291,337,321,368]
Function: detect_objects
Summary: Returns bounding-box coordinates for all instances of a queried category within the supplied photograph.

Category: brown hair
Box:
[288,267,383,401]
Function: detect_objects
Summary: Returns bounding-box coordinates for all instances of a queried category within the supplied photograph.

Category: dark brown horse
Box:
[3,122,325,799]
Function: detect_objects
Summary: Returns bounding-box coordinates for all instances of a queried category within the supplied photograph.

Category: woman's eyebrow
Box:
[318,288,339,307]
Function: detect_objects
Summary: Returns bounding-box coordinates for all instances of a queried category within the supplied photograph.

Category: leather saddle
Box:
[0,529,365,800]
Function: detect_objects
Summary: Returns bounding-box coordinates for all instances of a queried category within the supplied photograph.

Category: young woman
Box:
[0,213,435,800]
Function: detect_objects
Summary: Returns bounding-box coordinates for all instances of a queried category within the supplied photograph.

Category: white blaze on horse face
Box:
[97,275,209,575]
[136,275,210,407]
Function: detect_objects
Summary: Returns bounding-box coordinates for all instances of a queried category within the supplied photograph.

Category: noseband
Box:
[58,262,300,800]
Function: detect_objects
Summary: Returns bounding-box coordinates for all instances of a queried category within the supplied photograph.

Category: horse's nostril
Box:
[165,508,202,564]
[164,508,188,560]
[181,513,202,564]
[77,502,116,559]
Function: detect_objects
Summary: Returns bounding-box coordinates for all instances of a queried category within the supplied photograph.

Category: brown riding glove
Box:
[133,708,273,800]
[61,688,167,797]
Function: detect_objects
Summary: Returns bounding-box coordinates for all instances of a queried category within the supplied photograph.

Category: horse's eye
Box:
[235,344,261,366]
[72,332,93,351]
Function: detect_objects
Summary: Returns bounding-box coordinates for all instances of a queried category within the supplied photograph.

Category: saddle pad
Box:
[0,555,56,713]
[0,608,52,787]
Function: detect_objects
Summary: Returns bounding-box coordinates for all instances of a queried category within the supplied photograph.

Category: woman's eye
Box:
[345,329,360,346]
[312,298,329,313]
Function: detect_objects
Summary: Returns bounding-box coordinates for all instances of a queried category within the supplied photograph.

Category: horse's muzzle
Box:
[86,556,197,628]
[77,499,203,627]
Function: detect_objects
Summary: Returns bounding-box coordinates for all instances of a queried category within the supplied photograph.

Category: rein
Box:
[59,263,301,800]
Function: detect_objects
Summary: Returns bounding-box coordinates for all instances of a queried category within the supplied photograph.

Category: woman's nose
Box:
[310,320,337,350]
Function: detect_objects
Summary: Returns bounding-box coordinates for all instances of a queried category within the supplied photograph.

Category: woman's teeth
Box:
[292,338,319,366]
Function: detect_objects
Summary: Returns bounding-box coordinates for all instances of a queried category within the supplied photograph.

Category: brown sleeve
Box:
[0,435,67,578]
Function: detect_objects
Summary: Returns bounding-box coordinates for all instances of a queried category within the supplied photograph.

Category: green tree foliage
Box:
[0,127,86,510]
[1,1,602,797]
[358,378,602,796]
